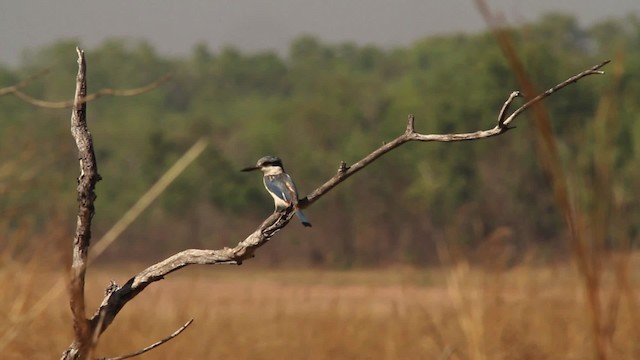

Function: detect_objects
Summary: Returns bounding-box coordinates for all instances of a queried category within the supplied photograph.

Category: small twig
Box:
[99,319,194,360]
[299,60,607,207]
[405,113,416,134]
[497,91,521,128]
[337,161,349,174]
[500,60,610,128]
[8,73,172,109]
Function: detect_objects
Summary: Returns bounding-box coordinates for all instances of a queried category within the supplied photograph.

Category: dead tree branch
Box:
[299,59,609,207]
[59,47,608,359]
[1,70,171,108]
[64,47,101,360]
[85,208,294,341]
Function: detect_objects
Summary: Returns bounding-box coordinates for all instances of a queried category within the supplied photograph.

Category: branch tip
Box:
[599,59,611,67]
[499,60,607,128]
[406,114,416,134]
[498,90,522,128]
[588,59,610,74]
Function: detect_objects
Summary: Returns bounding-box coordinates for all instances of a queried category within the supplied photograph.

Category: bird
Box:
[242,155,312,227]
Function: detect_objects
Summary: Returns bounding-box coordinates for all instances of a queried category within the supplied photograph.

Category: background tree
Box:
[0,13,637,267]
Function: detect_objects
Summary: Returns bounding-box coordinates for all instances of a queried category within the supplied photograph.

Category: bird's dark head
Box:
[241,155,284,172]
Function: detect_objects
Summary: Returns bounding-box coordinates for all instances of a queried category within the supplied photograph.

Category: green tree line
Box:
[1,13,638,267]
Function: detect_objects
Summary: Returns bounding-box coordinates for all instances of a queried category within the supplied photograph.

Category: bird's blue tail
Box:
[296,209,312,227]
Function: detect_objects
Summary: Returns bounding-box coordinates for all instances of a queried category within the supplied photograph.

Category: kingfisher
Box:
[242,155,312,227]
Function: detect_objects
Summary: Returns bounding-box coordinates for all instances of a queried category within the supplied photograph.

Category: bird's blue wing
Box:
[264,173,298,204]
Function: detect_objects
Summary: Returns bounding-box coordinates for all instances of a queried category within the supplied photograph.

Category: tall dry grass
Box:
[473,3,637,358]
[2,254,638,359]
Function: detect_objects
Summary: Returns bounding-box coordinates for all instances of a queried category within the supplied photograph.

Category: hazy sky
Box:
[1,1,637,66]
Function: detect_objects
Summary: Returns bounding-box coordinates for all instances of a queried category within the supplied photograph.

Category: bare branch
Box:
[7,73,172,109]
[1,139,207,352]
[86,208,295,338]
[501,60,610,128]
[65,47,101,360]
[498,91,521,128]
[299,60,608,207]
[99,319,194,360]
[58,48,607,358]
[78,61,608,346]
[405,113,416,134]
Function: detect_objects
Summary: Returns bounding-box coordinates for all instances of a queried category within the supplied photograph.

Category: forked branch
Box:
[87,60,609,337]
[299,59,609,207]
[61,52,608,359]
[86,208,294,339]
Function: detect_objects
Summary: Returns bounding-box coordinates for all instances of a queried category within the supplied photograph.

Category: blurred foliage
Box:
[1,13,638,266]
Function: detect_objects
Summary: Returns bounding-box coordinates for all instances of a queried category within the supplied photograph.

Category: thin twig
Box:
[299,60,608,207]
[498,91,521,127]
[501,60,610,128]
[8,73,172,109]
[99,319,194,360]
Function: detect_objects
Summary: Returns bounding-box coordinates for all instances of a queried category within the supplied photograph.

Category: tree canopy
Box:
[1,13,638,266]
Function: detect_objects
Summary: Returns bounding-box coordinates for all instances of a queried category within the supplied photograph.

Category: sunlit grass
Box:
[2,254,639,360]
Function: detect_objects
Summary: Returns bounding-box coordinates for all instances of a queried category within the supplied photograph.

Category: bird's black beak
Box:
[241,166,259,172]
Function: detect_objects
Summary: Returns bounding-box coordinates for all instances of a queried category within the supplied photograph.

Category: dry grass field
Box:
[2,252,639,360]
